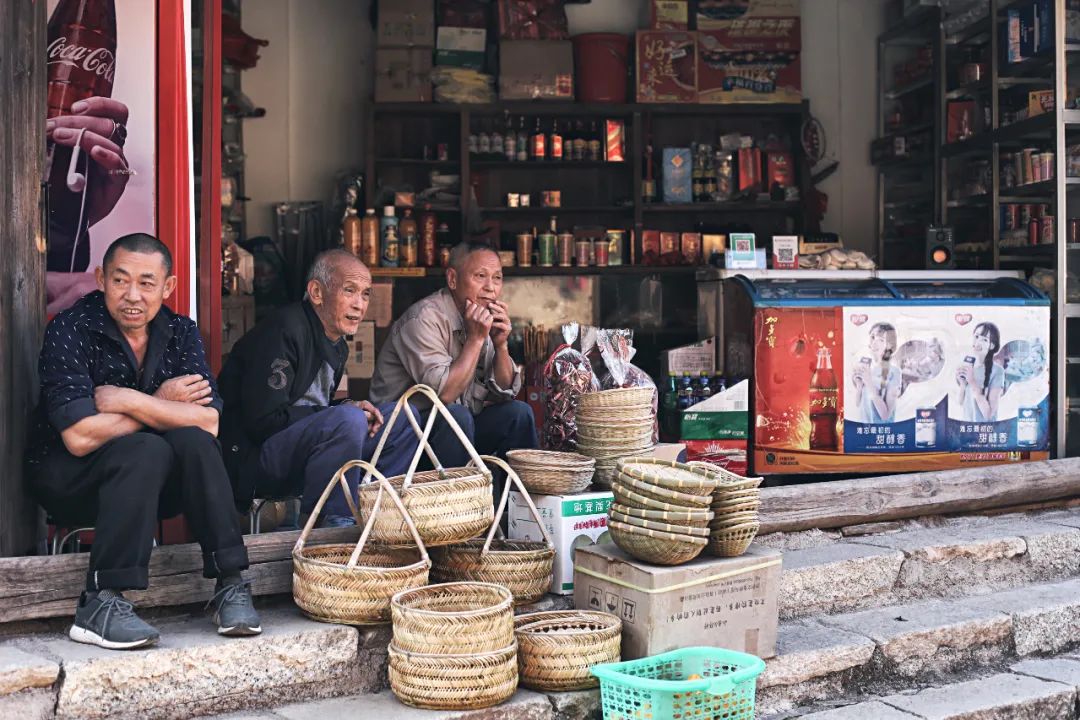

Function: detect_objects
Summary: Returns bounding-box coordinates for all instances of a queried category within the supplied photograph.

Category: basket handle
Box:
[346,463,429,568]
[293,457,366,554]
[471,454,553,556]
[364,387,444,479]
[706,657,767,696]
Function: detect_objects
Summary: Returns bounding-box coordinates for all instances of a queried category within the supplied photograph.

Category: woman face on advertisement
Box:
[972,324,999,360]
[868,323,897,363]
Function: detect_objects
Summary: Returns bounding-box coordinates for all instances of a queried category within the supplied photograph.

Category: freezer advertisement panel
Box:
[753,306,1049,474]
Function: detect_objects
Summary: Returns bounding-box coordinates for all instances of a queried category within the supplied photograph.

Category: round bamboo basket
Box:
[609,519,707,565]
[617,458,720,496]
[576,424,654,446]
[391,582,514,655]
[708,523,760,557]
[513,611,622,692]
[359,385,496,547]
[388,642,518,711]
[292,462,430,625]
[709,511,761,529]
[699,462,764,493]
[431,457,555,606]
[506,449,595,495]
[611,482,700,513]
[575,403,653,421]
[614,474,713,508]
[579,386,655,410]
[610,509,711,538]
[610,502,714,528]
[576,440,655,458]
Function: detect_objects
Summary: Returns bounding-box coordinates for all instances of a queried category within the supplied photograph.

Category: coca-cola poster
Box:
[45,0,156,314]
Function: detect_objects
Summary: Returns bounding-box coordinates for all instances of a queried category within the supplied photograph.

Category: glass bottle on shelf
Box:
[550,119,563,161]
[399,208,418,268]
[573,120,586,161]
[516,117,529,162]
[587,120,601,162]
[478,119,492,157]
[491,118,504,158]
[468,124,478,157]
[503,113,516,161]
[642,134,657,203]
[532,117,546,160]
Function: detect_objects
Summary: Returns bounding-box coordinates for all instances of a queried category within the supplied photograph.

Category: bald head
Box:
[306,249,372,341]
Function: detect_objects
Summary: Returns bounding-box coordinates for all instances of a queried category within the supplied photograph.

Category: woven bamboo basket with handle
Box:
[506,449,595,495]
[391,581,514,655]
[359,385,494,547]
[292,461,430,625]
[388,642,518,711]
[513,611,622,692]
[431,456,555,606]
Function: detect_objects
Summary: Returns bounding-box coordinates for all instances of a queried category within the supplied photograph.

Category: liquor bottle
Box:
[503,113,516,161]
[809,347,839,450]
[532,117,546,160]
[550,119,564,160]
[360,208,380,266]
[342,208,362,256]
[642,133,657,203]
[399,208,418,267]
[587,121,602,162]
[380,206,400,268]
[419,204,437,267]
[564,121,577,161]
[573,120,587,161]
[478,120,491,157]
[467,124,478,157]
[491,118,504,158]
[713,374,727,394]
[516,117,529,162]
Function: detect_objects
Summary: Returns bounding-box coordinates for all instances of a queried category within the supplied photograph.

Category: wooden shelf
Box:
[471,160,627,169]
[374,158,459,168]
[479,205,633,214]
[370,265,704,278]
[886,77,934,100]
[373,101,805,117]
[642,201,802,213]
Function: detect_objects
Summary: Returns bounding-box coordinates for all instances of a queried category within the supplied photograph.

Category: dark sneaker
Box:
[69,592,160,650]
[206,580,262,636]
[318,513,356,528]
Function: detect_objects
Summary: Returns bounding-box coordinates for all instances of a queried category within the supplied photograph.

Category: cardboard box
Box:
[649,442,688,463]
[344,321,376,379]
[377,0,435,47]
[436,27,486,70]
[684,438,748,475]
[767,152,794,188]
[636,31,698,103]
[681,379,749,441]
[697,0,799,29]
[681,232,703,264]
[574,542,781,659]
[499,40,574,100]
[662,148,693,203]
[738,147,762,192]
[800,235,843,255]
[1029,89,1054,117]
[497,0,569,40]
[651,0,689,30]
[508,489,613,595]
[642,229,661,256]
[375,48,433,102]
[698,30,801,104]
[661,337,717,378]
[660,231,680,255]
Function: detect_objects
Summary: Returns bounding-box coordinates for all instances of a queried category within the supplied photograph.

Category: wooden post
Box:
[0,0,47,557]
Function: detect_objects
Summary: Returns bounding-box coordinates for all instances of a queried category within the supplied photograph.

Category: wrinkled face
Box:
[309,260,372,341]
[95,248,176,333]
[447,249,503,313]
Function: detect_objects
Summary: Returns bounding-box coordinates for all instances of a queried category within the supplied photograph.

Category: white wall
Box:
[242,0,372,239]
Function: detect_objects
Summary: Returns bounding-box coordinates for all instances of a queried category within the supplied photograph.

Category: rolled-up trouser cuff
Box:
[202,543,250,579]
[87,566,150,592]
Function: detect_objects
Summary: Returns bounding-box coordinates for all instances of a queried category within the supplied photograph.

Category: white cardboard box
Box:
[508,490,614,595]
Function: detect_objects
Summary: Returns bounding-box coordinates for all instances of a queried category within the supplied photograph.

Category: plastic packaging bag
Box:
[542,323,600,451]
[595,329,659,442]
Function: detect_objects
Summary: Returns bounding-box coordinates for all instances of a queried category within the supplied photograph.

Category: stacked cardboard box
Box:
[681,380,750,475]
[375,0,434,102]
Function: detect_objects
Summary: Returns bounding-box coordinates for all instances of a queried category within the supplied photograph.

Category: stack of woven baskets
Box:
[388,582,518,711]
[506,449,595,495]
[574,387,656,487]
[708,468,763,558]
[513,610,622,692]
[608,458,718,565]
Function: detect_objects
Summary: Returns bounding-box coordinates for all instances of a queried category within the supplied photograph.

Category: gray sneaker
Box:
[206,580,262,636]
[69,592,160,650]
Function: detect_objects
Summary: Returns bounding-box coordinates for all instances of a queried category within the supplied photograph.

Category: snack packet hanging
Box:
[596,329,659,442]
[542,323,600,451]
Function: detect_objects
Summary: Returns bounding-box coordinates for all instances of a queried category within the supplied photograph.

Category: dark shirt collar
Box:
[302,300,348,368]
[82,291,175,390]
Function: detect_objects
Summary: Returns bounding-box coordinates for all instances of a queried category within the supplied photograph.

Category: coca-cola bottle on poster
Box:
[808,347,839,451]
[46,0,117,273]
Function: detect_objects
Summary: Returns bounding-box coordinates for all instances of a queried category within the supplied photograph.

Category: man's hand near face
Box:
[488,301,511,348]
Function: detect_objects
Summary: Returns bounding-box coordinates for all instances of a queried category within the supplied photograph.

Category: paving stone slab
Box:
[0,688,56,720]
[794,700,921,719]
[273,689,553,720]
[1035,509,1080,530]
[881,671,1075,720]
[958,578,1080,656]
[779,543,904,619]
[0,645,60,695]
[546,689,600,720]
[1010,657,1080,689]
[818,599,1012,678]
[45,607,364,720]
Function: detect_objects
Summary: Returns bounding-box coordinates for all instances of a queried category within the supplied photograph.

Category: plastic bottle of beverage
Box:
[677,373,694,410]
[46,0,117,273]
[516,117,529,162]
[380,206,399,268]
[713,375,727,394]
[661,371,679,439]
[697,373,712,403]
[399,208,418,267]
[809,347,839,450]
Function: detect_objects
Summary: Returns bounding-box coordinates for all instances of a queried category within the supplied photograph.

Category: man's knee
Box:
[161,426,218,456]
[323,403,369,436]
[444,403,475,438]
[100,433,172,484]
[504,400,535,427]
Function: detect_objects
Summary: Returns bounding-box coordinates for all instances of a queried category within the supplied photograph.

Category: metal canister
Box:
[1040,215,1055,245]
[1029,218,1040,246]
[516,233,534,267]
[1041,151,1055,181]
[1071,218,1080,244]
[1019,203,1033,228]
[542,190,561,208]
[1017,407,1039,447]
[605,230,625,266]
[575,239,592,266]
[593,238,609,266]
[537,232,556,267]
[1000,154,1016,188]
[519,193,531,207]
[1004,204,1019,231]
[557,232,574,267]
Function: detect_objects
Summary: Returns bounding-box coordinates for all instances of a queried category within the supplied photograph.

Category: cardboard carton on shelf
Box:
[697,28,801,104]
[375,48,433,103]
[636,31,698,103]
[696,0,800,30]
[499,40,574,100]
[681,379,750,475]
[660,337,717,379]
[377,0,436,47]
[436,27,486,70]
[651,0,689,30]
[574,542,782,660]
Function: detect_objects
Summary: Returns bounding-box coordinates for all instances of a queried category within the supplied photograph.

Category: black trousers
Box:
[31,428,250,592]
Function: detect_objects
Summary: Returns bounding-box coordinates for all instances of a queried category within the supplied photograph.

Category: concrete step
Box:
[757,577,1080,716]
[770,655,1080,719]
[776,509,1080,621]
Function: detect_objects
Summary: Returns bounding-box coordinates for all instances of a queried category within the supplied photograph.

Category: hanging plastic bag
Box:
[595,329,659,442]
[542,323,600,451]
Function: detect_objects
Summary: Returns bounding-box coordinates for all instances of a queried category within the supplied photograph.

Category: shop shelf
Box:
[1067,305,1080,318]
[374,158,459,167]
[642,201,802,213]
[878,122,934,139]
[947,194,990,208]
[372,102,805,118]
[886,77,934,100]
[369,265,703,279]
[941,133,991,158]
[880,6,939,44]
[999,180,1057,201]
[876,154,934,170]
[471,160,628,169]
[947,16,992,46]
[995,113,1055,143]
[479,205,632,214]
[945,79,990,99]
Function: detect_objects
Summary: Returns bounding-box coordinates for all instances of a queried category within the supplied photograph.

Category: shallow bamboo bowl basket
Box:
[391,582,514,655]
[506,449,595,495]
[513,611,622,692]
[388,642,518,711]
[609,519,708,565]
[617,458,720,497]
[359,468,493,547]
[579,386,655,410]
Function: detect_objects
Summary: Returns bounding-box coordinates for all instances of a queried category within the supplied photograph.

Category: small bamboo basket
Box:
[513,611,622,692]
[610,502,714,528]
[388,642,518,711]
[614,474,713,509]
[391,581,514,656]
[609,519,707,566]
[431,456,555,606]
[611,482,701,513]
[708,523,761,558]
[577,423,654,446]
[576,403,653,421]
[358,385,494,547]
[292,461,430,625]
[506,449,595,495]
[617,458,720,497]
[610,510,711,538]
[579,387,655,410]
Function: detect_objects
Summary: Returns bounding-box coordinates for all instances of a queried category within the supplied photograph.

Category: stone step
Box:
[757,577,1080,716]
[776,509,1080,620]
[771,654,1080,719]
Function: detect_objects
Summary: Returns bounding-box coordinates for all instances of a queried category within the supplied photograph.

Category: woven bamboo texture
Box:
[609,519,707,565]
[388,642,518,711]
[575,402,653,421]
[610,502,714,527]
[708,523,760,557]
[709,510,760,529]
[513,611,622,692]
[292,462,430,625]
[359,385,496,547]
[610,510,711,538]
[614,474,713,508]
[611,482,701,513]
[577,423,654,446]
[617,458,720,496]
[391,581,514,655]
[506,449,595,495]
[430,456,555,606]
[579,387,654,409]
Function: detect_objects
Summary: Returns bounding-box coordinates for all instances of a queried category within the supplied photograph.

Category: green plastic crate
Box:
[590,646,766,720]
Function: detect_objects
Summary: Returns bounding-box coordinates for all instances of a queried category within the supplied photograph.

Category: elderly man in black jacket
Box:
[218,250,419,527]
